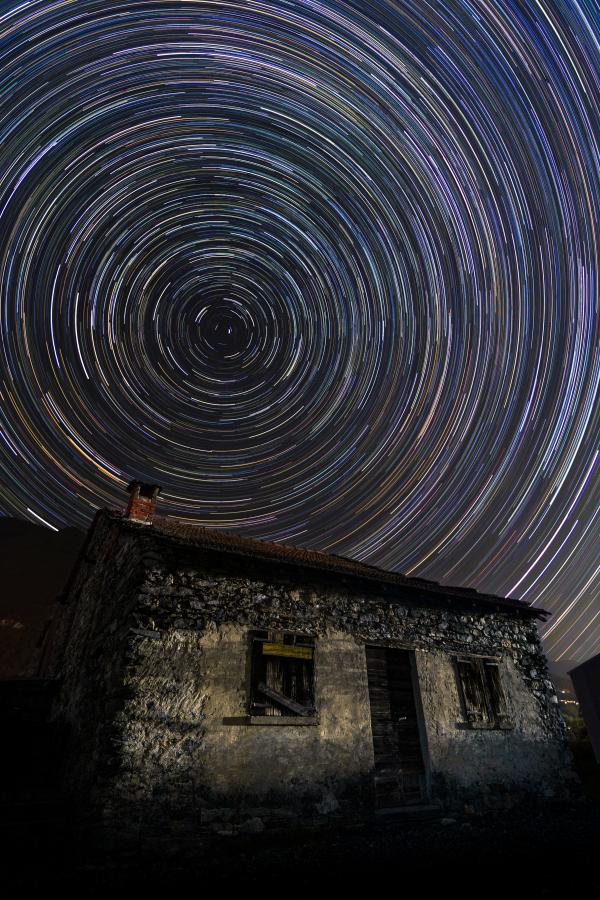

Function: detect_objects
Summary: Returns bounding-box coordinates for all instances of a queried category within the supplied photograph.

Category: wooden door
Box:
[365,646,426,808]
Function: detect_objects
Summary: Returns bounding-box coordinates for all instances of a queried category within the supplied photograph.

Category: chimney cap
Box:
[126,480,162,498]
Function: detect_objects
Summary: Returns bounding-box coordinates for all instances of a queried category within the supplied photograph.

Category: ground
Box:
[7,803,600,896]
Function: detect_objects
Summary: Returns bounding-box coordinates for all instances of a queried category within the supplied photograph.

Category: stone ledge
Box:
[222,715,320,726]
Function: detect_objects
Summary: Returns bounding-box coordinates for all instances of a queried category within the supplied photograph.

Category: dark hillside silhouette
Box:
[0,517,85,676]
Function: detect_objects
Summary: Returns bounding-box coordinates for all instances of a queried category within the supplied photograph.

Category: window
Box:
[454,656,511,729]
[249,631,316,718]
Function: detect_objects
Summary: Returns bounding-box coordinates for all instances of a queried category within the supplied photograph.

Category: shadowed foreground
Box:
[6,804,600,896]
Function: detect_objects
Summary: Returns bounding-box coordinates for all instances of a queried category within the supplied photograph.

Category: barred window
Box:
[249,631,316,718]
[454,656,511,729]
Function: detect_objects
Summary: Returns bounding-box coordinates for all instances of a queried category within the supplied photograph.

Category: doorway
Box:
[365,645,426,808]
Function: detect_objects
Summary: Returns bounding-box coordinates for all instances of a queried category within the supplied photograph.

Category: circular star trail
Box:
[0,1,597,664]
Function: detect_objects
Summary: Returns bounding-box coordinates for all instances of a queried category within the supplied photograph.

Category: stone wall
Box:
[53,515,575,841]
[50,514,148,799]
[415,651,571,808]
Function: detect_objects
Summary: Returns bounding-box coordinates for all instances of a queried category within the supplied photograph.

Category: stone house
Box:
[47,482,573,838]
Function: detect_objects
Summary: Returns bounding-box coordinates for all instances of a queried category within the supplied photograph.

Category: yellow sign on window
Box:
[262,643,313,660]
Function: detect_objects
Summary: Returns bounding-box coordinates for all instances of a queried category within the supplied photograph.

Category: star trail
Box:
[0,0,597,664]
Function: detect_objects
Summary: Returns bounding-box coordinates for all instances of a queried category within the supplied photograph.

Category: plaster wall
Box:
[415,651,571,806]
[197,624,374,807]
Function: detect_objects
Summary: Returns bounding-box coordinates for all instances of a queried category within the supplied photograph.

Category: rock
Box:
[441,817,456,825]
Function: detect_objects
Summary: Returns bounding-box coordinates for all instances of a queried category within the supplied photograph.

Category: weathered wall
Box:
[199,624,374,807]
[53,516,575,840]
[101,543,572,824]
[50,515,148,799]
[415,651,572,808]
[100,622,375,834]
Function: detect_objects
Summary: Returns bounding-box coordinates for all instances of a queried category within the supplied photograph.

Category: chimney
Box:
[125,481,161,524]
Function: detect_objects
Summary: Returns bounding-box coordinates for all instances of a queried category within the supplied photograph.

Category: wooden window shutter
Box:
[483,661,509,722]
[250,631,315,717]
[456,658,488,723]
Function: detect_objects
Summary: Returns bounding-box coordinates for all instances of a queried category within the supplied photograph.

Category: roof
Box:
[114,512,547,620]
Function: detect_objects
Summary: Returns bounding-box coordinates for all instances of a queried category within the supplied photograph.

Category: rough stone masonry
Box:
[46,483,576,843]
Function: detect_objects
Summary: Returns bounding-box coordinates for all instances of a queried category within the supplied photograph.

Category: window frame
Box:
[248,630,317,722]
[453,655,512,730]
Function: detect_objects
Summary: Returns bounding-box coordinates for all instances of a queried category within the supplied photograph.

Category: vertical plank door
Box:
[365,646,426,808]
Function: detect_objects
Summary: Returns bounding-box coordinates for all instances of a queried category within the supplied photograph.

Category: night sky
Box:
[0,1,597,665]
